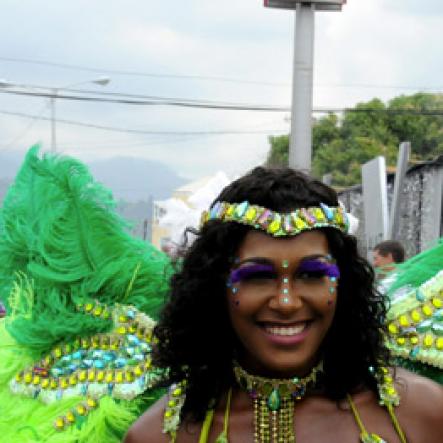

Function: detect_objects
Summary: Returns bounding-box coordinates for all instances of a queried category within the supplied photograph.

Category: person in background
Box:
[372,240,406,293]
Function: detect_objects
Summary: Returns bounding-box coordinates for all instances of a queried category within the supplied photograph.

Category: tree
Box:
[265,93,443,187]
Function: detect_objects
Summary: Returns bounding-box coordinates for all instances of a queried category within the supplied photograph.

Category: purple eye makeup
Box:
[228,264,276,285]
[296,259,340,279]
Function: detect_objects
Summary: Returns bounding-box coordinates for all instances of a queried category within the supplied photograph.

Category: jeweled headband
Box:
[200,201,349,237]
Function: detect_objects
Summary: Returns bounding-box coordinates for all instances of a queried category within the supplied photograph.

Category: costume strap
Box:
[200,201,349,237]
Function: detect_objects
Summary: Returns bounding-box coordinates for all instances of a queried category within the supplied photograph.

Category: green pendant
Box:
[361,433,387,443]
[267,388,281,411]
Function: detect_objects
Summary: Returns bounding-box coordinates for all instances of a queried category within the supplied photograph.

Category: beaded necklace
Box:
[233,361,323,443]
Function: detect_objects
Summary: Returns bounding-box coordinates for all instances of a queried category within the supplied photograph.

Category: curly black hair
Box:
[153,167,389,421]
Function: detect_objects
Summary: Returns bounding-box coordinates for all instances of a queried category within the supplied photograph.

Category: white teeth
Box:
[265,324,306,336]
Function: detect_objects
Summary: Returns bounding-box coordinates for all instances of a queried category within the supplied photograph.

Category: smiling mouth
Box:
[263,322,309,336]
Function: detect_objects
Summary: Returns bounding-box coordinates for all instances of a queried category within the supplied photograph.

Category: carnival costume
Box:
[158,201,409,443]
[385,240,443,384]
[0,146,171,442]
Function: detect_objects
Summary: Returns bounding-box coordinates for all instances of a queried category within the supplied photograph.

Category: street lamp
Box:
[50,76,111,152]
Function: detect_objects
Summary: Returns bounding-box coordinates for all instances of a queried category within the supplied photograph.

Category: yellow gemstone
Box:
[54,417,65,430]
[41,378,50,389]
[432,297,442,308]
[81,338,90,348]
[91,338,100,349]
[50,379,58,389]
[115,371,124,383]
[423,334,434,348]
[105,371,114,383]
[76,404,87,416]
[398,315,409,327]
[245,207,257,222]
[32,375,41,385]
[79,370,87,382]
[24,372,33,384]
[387,323,398,334]
[267,219,281,234]
[436,337,443,350]
[119,315,128,323]
[294,216,307,230]
[423,305,433,316]
[396,337,406,345]
[125,371,134,383]
[164,410,172,418]
[60,378,69,389]
[134,365,143,377]
[168,400,175,408]
[66,411,75,423]
[96,371,105,382]
[172,388,182,397]
[117,326,127,335]
[54,347,63,358]
[312,208,325,221]
[128,325,137,334]
[44,355,53,366]
[86,397,98,408]
[386,386,396,396]
[15,373,23,383]
[411,310,421,323]
[410,336,419,345]
[93,306,103,316]
[88,370,96,382]
[69,375,77,386]
[226,205,235,217]
[85,303,94,312]
[144,360,152,370]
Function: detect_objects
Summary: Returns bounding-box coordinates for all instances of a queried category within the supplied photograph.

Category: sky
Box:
[0,0,442,181]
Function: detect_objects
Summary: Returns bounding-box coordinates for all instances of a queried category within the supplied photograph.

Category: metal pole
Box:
[388,141,410,239]
[50,88,57,152]
[289,3,315,172]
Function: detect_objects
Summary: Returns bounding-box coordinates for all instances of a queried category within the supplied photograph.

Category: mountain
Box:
[0,151,187,203]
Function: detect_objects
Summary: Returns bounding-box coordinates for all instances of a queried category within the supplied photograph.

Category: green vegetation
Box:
[266,93,443,187]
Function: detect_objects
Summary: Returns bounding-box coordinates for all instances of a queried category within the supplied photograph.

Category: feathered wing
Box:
[386,241,443,384]
[0,146,172,442]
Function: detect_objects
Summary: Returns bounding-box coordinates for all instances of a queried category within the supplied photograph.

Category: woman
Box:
[125,167,443,442]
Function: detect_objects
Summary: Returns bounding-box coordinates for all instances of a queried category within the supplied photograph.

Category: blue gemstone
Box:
[60,355,72,363]
[210,202,222,219]
[56,389,63,400]
[81,359,93,369]
[72,350,86,360]
[330,276,337,283]
[114,358,127,368]
[107,383,114,395]
[93,360,105,369]
[139,343,151,354]
[126,347,136,357]
[320,203,334,220]
[235,201,249,218]
[126,310,136,320]
[51,368,64,377]
[81,383,89,395]
[33,388,41,399]
[127,335,141,346]
[67,364,78,373]
[92,350,104,359]
[134,354,144,362]
[409,346,420,359]
[103,352,116,362]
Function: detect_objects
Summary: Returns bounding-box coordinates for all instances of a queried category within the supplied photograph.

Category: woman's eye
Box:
[240,270,276,282]
[297,270,326,281]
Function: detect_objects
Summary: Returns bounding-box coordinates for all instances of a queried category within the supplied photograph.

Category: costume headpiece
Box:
[200,201,349,236]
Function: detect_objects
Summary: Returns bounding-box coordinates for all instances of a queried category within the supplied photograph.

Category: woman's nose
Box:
[268,281,303,311]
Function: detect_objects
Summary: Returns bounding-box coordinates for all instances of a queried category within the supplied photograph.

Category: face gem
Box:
[282,288,289,295]
[283,277,289,284]
[282,260,289,269]
[329,287,335,294]
[282,297,290,304]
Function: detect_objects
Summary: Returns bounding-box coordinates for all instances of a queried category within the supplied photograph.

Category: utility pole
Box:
[264,0,345,171]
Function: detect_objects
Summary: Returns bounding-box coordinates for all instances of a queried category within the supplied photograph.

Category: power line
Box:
[2,89,443,116]
[0,109,289,135]
[2,56,442,92]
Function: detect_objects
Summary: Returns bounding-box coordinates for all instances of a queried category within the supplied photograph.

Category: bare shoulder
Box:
[123,395,170,443]
[394,367,443,439]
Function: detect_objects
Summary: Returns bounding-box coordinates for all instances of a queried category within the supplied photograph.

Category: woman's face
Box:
[227,229,338,377]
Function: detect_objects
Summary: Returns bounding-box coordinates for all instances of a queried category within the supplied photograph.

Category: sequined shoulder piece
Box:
[376,367,400,407]
[163,380,187,437]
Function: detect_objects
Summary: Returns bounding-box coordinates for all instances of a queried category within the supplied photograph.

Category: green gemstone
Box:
[267,389,281,411]
[432,323,443,336]
[416,289,426,302]
[433,309,443,321]
[416,319,432,333]
[409,346,420,359]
